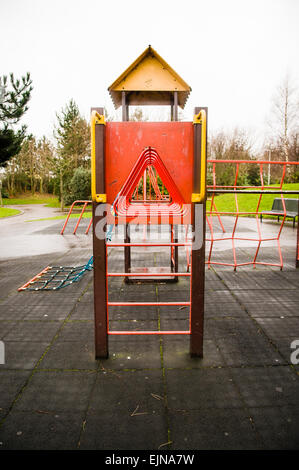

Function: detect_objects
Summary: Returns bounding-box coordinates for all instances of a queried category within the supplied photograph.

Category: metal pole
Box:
[268,149,271,186]
[143,169,147,200]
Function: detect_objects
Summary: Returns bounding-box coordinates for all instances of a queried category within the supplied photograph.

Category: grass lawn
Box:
[207,183,299,219]
[3,185,298,222]
[0,207,21,218]
[2,193,91,210]
[2,193,60,207]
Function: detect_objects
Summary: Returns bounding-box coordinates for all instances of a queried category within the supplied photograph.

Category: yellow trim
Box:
[91,111,105,202]
[95,114,106,125]
[192,109,207,203]
[191,193,201,203]
[193,112,202,124]
[95,194,107,203]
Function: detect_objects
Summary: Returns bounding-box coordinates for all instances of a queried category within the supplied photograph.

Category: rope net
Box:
[18,256,93,291]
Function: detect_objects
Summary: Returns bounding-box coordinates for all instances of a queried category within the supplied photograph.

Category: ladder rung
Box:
[108,301,190,306]
[108,330,190,335]
[107,272,190,277]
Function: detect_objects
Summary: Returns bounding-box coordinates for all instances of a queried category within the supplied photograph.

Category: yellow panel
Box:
[114,55,188,92]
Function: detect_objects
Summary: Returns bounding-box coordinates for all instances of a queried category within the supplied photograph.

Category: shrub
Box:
[63,167,91,206]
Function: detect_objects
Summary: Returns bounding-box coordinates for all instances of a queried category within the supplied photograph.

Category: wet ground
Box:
[0,205,298,450]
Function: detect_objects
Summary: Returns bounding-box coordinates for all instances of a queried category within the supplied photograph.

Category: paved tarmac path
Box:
[0,204,91,260]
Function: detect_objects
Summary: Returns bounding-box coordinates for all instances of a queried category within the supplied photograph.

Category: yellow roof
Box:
[108,46,191,109]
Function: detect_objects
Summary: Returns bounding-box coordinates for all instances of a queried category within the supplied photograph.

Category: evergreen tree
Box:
[54,99,90,210]
[0,73,33,166]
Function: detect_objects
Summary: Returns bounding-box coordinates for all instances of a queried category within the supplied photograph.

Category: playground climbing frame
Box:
[91,106,207,359]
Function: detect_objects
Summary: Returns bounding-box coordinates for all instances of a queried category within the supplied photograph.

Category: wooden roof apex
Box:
[108,46,191,109]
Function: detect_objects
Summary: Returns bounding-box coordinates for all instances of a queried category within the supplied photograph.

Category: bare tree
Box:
[36,137,55,193]
[129,107,148,122]
[267,74,299,171]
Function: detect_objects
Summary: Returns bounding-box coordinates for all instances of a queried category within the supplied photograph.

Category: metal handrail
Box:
[192,109,207,203]
[91,110,106,202]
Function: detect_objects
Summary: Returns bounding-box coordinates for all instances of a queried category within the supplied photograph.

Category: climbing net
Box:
[205,159,299,270]
[18,256,93,291]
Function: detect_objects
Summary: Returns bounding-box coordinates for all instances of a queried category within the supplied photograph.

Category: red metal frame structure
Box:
[131,165,170,202]
[110,146,187,223]
[91,107,207,359]
[206,159,299,270]
[60,162,298,273]
[60,200,92,235]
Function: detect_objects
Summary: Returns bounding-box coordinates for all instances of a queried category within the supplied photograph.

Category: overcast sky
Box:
[1,0,298,152]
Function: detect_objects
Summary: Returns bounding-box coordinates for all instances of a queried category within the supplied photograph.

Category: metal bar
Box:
[254,261,284,267]
[206,211,214,269]
[185,225,191,272]
[206,236,279,242]
[107,242,191,247]
[174,224,179,276]
[60,200,92,235]
[130,199,170,203]
[60,201,76,235]
[170,224,175,270]
[143,169,147,200]
[277,197,287,241]
[207,260,283,268]
[85,216,93,235]
[253,165,263,268]
[73,202,88,234]
[280,164,287,188]
[276,237,283,270]
[210,196,225,233]
[207,159,299,165]
[124,223,131,283]
[107,272,191,277]
[108,330,190,336]
[206,210,295,215]
[108,301,191,306]
[208,184,284,189]
[207,190,299,194]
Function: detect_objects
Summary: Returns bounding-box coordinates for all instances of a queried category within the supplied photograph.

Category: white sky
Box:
[1,0,299,152]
